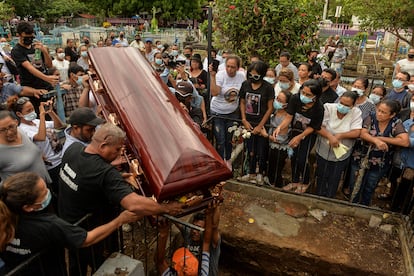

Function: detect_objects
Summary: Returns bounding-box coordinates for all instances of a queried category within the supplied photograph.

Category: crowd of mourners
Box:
[0,20,414,275]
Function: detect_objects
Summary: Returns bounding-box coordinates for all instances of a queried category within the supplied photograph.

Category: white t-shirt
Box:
[316,103,362,161]
[210,70,245,114]
[274,82,301,97]
[19,120,63,169]
[397,58,414,77]
[52,59,70,82]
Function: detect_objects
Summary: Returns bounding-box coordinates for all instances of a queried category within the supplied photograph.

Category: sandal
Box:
[377,193,392,200]
[283,183,299,191]
[295,184,309,194]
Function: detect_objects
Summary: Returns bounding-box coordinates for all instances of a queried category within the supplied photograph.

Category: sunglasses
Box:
[16,97,30,105]
[249,73,261,81]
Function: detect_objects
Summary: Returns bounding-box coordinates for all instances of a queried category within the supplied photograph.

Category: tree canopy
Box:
[213,0,322,66]
[349,0,414,47]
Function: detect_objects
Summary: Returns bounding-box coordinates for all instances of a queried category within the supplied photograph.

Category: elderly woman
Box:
[0,110,50,185]
[0,172,138,275]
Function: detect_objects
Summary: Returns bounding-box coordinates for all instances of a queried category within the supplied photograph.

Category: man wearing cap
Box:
[174,81,203,126]
[61,107,105,154]
[144,38,158,63]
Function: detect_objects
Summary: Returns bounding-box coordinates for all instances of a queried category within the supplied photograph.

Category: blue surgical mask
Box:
[35,188,52,211]
[392,79,404,89]
[81,51,88,58]
[279,82,290,90]
[300,93,314,104]
[23,111,37,121]
[155,58,163,65]
[273,100,285,110]
[171,50,179,57]
[337,103,351,114]
[369,94,381,105]
[263,77,275,85]
[76,76,83,86]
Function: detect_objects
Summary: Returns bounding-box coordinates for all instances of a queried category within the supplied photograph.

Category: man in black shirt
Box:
[64,38,79,62]
[11,22,59,112]
[307,49,322,79]
[319,68,338,104]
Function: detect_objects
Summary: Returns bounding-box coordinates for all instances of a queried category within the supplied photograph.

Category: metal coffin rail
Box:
[87,47,232,201]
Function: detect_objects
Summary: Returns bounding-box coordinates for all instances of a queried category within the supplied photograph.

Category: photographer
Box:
[8,95,65,206]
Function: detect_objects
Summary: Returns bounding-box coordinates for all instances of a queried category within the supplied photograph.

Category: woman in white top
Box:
[9,96,64,198]
[274,68,301,97]
[52,47,70,82]
[315,91,362,198]
[209,55,246,169]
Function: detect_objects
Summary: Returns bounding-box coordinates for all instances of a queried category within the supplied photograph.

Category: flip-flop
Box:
[295,184,309,194]
[283,183,299,191]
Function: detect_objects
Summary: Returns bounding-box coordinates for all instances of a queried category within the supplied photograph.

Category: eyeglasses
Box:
[0,124,18,134]
[16,97,30,105]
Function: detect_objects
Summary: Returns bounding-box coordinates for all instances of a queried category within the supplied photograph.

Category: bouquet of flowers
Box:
[228,123,251,145]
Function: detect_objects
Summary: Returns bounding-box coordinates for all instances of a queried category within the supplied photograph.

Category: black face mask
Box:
[319,78,329,88]
[120,34,124,39]
[23,36,34,46]
[84,39,90,45]
[311,57,317,62]
[408,54,414,59]
[184,53,191,58]
[110,36,115,40]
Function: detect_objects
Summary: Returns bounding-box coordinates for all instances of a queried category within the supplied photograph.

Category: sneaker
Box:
[256,174,264,185]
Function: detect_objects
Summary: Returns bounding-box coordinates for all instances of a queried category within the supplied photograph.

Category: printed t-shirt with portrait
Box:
[210,70,245,114]
[287,93,324,137]
[239,80,275,126]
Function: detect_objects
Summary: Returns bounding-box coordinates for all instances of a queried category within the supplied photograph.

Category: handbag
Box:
[0,52,19,76]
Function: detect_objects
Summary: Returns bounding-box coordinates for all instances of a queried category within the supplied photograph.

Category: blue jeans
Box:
[350,164,389,205]
[212,112,239,161]
[315,155,349,198]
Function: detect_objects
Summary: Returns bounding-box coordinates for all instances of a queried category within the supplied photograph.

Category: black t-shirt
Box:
[310,62,322,77]
[287,93,324,136]
[190,70,208,92]
[11,44,52,90]
[319,87,338,104]
[64,46,79,62]
[58,142,133,226]
[239,80,275,125]
[0,212,86,275]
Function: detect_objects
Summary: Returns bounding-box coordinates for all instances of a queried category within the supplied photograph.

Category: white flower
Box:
[242,133,247,139]
[245,132,251,139]
[234,129,241,137]
[228,125,236,133]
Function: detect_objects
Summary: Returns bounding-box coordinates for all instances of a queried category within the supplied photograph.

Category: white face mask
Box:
[263,77,275,85]
[408,84,414,91]
[352,88,365,97]
[410,101,414,111]
[57,53,65,60]
[23,111,37,121]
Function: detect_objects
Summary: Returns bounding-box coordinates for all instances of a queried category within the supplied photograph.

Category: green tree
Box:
[349,0,414,46]
[0,1,13,21]
[213,0,323,66]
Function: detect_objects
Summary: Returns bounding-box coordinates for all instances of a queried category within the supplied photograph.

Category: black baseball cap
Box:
[68,107,105,126]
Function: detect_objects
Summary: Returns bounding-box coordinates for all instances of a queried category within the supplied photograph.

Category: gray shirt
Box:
[0,130,51,185]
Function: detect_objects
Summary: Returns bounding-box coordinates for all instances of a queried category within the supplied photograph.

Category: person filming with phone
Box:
[8,95,65,209]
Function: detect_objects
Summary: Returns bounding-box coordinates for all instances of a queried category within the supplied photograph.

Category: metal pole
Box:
[206,4,213,110]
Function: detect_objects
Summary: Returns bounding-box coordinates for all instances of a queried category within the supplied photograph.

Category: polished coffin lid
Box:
[88,47,232,200]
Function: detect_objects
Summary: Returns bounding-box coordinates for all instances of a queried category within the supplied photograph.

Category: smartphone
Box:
[212,59,219,72]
